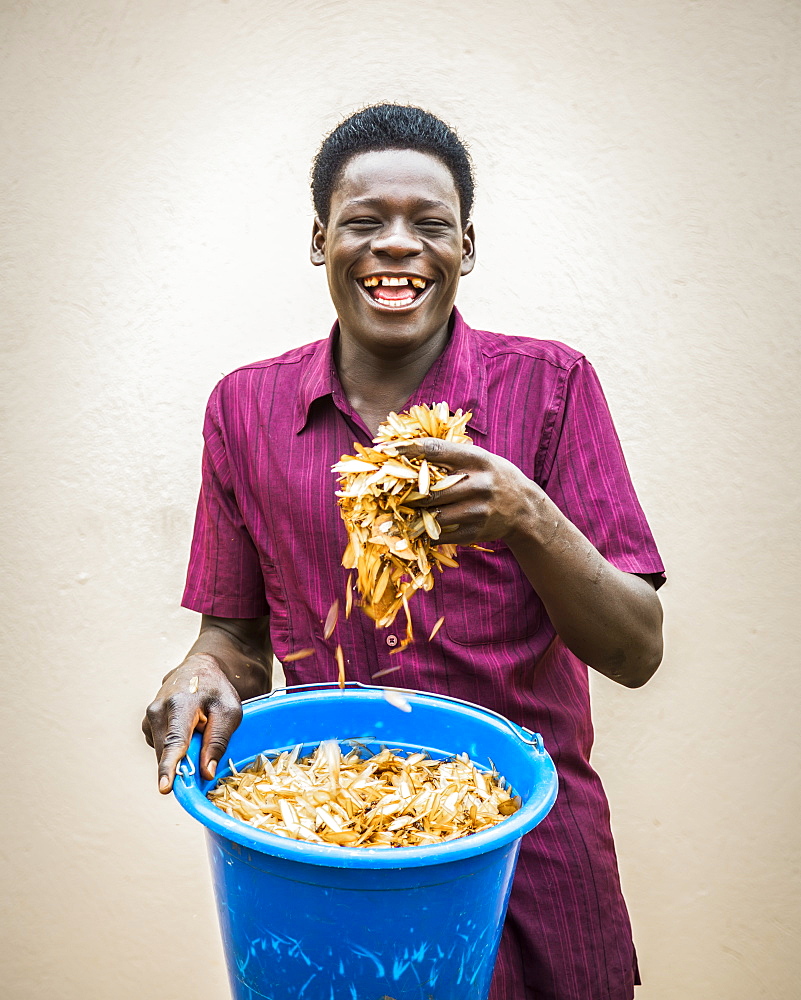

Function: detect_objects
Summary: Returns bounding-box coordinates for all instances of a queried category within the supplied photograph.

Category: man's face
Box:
[311,148,475,356]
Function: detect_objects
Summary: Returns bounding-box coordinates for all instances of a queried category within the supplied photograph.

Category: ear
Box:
[310,215,326,266]
[460,221,476,276]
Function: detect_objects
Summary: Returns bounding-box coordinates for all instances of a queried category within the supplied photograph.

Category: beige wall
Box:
[2,2,799,998]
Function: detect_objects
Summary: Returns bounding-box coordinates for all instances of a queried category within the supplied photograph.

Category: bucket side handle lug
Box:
[177,754,196,787]
[504,721,545,752]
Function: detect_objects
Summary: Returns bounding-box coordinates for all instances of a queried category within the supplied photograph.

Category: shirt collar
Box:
[294,308,487,436]
[293,321,342,434]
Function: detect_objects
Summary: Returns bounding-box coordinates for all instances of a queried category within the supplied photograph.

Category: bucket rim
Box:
[172,684,558,869]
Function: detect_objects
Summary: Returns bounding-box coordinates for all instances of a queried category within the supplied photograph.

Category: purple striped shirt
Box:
[183,309,665,1000]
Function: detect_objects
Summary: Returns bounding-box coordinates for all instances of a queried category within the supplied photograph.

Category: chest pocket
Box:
[439,543,543,646]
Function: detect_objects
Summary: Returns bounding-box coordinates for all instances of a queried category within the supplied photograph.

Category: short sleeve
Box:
[539,357,666,588]
[181,385,269,617]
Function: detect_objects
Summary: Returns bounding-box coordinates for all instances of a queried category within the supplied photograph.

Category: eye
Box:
[343,217,381,229]
[417,219,452,233]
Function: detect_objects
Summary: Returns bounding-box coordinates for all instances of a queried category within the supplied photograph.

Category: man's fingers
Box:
[153,699,207,794]
[145,701,168,760]
[157,727,193,794]
[411,478,474,508]
[431,501,489,545]
[141,714,155,748]
[433,525,478,546]
[395,437,476,468]
[199,699,244,780]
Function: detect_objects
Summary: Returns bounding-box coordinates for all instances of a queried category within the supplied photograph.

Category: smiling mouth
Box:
[359,275,431,310]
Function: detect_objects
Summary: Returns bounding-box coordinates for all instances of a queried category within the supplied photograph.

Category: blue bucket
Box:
[173,682,558,1000]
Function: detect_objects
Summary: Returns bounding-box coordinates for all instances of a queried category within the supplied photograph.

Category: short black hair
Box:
[311,104,475,228]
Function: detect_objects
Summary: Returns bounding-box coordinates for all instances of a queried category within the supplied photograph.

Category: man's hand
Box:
[396,438,542,545]
[142,615,272,794]
[143,654,244,794]
[397,438,663,688]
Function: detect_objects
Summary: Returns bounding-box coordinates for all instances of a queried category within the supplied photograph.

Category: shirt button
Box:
[386,634,398,648]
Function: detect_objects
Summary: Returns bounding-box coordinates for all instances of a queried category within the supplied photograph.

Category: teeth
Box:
[379,297,415,309]
[361,276,428,292]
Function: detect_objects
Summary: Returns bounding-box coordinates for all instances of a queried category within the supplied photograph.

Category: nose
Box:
[370,219,423,259]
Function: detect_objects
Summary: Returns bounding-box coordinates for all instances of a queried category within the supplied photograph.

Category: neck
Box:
[335,320,452,435]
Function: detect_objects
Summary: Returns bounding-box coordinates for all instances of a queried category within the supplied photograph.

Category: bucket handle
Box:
[177,753,195,787]
[250,680,546,752]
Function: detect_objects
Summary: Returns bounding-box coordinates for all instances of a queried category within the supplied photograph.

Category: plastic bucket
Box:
[173,682,558,1000]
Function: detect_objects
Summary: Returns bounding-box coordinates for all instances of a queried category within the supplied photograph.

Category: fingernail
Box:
[159,775,170,793]
[208,759,217,778]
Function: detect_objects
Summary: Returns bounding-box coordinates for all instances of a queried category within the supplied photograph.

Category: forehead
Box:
[331,148,460,215]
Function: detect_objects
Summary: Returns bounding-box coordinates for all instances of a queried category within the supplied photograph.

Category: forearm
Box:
[175,614,273,701]
[506,485,663,687]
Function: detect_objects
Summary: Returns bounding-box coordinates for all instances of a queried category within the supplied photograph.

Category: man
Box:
[144,103,665,999]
